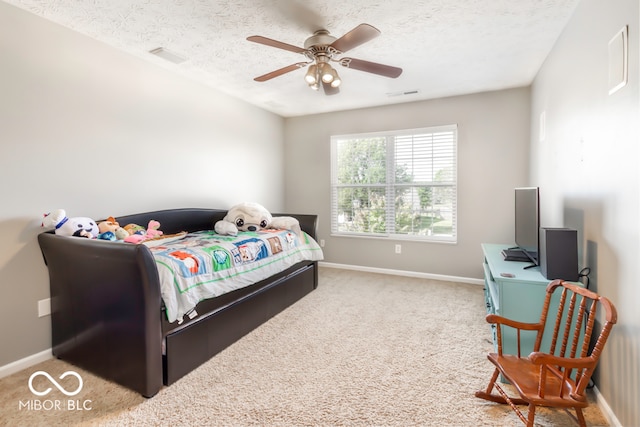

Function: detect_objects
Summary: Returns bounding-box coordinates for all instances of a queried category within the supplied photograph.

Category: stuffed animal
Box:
[123,223,145,236]
[124,220,164,244]
[214,202,301,238]
[145,220,163,238]
[97,216,128,241]
[42,209,99,239]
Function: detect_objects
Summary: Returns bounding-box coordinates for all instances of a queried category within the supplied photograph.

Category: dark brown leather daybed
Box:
[38,208,321,397]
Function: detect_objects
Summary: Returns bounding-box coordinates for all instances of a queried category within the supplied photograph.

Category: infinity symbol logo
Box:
[28,371,83,397]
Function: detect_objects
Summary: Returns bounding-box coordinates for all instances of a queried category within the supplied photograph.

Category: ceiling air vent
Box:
[149,47,187,64]
[386,90,419,97]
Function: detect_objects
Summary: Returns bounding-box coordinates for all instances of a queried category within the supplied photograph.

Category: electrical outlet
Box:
[320,239,325,247]
[395,244,402,254]
[38,298,51,317]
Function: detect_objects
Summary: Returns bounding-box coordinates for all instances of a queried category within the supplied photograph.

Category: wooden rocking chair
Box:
[475,279,617,427]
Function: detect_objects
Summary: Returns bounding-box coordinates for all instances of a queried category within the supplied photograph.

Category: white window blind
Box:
[330,125,457,242]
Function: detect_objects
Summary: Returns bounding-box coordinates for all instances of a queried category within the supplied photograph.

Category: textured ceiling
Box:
[5,0,579,117]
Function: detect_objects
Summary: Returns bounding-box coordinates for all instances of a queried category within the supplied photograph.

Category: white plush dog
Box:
[214,202,301,237]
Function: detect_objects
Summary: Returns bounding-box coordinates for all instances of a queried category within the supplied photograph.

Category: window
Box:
[330,125,457,242]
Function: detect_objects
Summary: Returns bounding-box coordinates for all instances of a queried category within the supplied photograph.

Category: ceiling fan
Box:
[247,23,403,95]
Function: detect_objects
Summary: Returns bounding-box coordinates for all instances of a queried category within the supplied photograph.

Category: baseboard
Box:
[319,262,484,286]
[593,385,622,427]
[0,349,52,379]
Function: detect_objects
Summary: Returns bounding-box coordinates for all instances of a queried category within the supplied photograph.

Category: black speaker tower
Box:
[539,228,579,281]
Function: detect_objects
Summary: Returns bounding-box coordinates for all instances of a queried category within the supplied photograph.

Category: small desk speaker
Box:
[539,228,578,281]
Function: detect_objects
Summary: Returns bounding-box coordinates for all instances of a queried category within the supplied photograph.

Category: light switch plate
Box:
[38,298,51,317]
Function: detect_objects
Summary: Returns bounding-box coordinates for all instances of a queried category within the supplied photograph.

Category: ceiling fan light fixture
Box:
[330,69,341,87]
[304,64,318,84]
[308,81,320,91]
[319,63,334,83]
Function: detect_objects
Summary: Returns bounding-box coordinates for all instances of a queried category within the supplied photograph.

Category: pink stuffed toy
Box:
[145,220,163,238]
[124,220,163,243]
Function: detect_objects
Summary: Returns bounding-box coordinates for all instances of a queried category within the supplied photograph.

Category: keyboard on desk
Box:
[501,249,531,262]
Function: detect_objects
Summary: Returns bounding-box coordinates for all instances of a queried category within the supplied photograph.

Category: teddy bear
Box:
[42,209,100,239]
[214,202,301,238]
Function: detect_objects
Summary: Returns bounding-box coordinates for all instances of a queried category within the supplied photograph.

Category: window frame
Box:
[330,124,458,243]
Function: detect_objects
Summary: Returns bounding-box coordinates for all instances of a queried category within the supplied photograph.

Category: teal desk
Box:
[481,244,585,357]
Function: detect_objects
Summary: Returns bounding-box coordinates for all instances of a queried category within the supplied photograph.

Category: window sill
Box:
[330,232,457,244]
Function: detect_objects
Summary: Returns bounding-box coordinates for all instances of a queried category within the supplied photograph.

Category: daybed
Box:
[38,208,321,397]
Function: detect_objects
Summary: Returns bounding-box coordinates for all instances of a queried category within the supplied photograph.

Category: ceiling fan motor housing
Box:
[304,30,337,49]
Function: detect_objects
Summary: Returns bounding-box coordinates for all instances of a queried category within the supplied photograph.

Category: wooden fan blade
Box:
[339,57,403,78]
[247,35,306,54]
[254,62,308,82]
[322,81,340,96]
[330,23,380,53]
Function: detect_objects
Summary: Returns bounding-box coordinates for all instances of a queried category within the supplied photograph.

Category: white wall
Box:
[284,88,531,279]
[530,0,639,425]
[0,2,285,366]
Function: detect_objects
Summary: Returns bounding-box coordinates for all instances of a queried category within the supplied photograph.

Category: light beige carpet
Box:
[0,267,609,426]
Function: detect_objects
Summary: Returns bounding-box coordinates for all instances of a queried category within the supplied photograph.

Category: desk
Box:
[481,244,584,356]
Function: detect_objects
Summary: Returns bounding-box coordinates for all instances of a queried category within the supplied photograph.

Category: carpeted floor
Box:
[0,267,609,426]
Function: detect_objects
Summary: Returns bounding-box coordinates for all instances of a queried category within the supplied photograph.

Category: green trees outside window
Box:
[331,126,457,242]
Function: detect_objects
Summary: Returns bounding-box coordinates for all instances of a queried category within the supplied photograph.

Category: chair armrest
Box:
[486,313,544,357]
[529,352,596,370]
[486,314,543,331]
